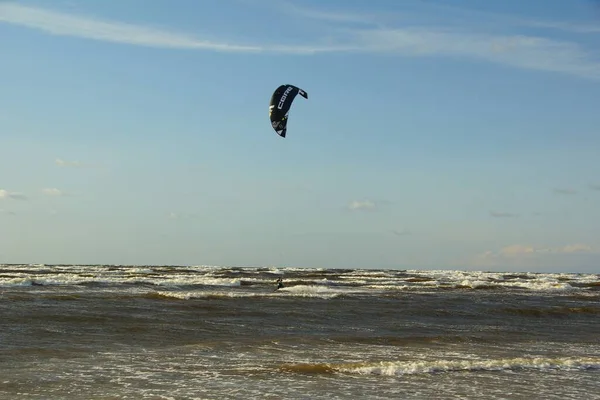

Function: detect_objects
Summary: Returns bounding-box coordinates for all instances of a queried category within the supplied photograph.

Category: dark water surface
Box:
[1,265,599,399]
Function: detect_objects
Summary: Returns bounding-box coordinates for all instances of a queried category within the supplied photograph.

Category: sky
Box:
[1,0,600,272]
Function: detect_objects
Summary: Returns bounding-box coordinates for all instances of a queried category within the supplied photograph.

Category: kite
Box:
[269,84,308,138]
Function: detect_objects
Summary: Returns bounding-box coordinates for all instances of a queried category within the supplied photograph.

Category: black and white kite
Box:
[269,84,308,138]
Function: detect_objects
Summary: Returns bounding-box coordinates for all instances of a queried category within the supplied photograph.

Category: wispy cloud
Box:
[347,200,377,211]
[0,189,27,200]
[263,1,600,80]
[168,211,199,220]
[54,158,99,168]
[0,4,261,52]
[490,210,518,218]
[269,0,600,74]
[351,28,600,80]
[55,158,83,167]
[42,188,68,196]
[0,3,600,79]
[482,243,594,258]
[470,243,597,269]
[274,0,600,35]
[560,244,593,253]
[590,184,600,191]
[523,20,600,34]
[1,2,600,79]
[0,3,337,54]
[392,229,411,236]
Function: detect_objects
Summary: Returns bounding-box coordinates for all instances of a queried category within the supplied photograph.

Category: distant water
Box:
[1,264,599,399]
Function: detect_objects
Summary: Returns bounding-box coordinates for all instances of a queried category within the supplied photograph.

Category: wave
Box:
[1,264,598,296]
[279,356,600,376]
[152,284,356,300]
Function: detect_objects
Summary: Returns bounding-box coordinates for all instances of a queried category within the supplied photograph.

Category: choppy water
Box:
[1,264,599,399]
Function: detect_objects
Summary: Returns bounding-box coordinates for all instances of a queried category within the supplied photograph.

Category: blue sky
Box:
[1,0,600,272]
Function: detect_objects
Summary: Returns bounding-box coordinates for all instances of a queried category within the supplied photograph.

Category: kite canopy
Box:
[269,84,308,138]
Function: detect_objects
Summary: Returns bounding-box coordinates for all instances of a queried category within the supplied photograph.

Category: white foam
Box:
[337,356,600,376]
[281,284,368,298]
[155,290,273,299]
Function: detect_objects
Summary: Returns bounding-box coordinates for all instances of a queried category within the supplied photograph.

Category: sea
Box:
[0,264,599,400]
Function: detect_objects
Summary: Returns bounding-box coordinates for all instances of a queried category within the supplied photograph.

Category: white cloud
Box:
[347,200,376,211]
[55,158,84,167]
[0,189,27,200]
[351,28,600,80]
[471,243,597,269]
[497,244,536,256]
[263,1,600,80]
[559,244,592,253]
[520,20,600,34]
[1,3,600,80]
[278,0,600,35]
[55,158,103,169]
[491,243,594,257]
[0,3,306,53]
[42,188,66,196]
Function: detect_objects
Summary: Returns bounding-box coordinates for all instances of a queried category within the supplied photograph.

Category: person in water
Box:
[276,277,284,289]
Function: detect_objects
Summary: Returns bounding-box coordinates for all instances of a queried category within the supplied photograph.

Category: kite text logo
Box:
[277,86,294,109]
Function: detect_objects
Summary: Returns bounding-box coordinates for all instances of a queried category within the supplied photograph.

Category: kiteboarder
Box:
[276,277,284,290]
